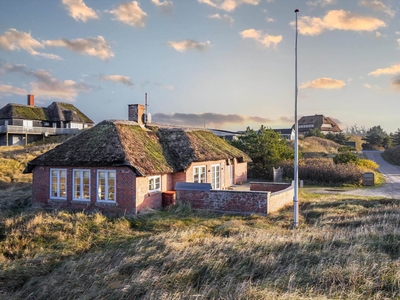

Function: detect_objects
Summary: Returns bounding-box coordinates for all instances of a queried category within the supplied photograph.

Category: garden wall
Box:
[176,181,294,215]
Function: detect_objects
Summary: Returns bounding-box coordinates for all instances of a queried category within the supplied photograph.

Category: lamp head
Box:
[295,9,299,13]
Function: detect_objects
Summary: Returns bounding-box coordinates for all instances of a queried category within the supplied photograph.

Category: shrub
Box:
[357,159,379,171]
[337,146,352,153]
[277,158,363,185]
[382,145,400,165]
[333,152,359,164]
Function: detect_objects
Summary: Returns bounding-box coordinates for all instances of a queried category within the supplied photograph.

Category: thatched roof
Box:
[0,103,49,120]
[0,102,93,124]
[24,120,251,175]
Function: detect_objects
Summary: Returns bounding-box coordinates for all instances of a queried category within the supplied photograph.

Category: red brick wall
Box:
[176,190,269,215]
[176,181,294,215]
[32,166,137,214]
[250,182,291,192]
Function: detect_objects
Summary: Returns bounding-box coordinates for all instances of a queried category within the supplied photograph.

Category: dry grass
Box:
[292,137,342,158]
[0,193,399,300]
[0,144,58,211]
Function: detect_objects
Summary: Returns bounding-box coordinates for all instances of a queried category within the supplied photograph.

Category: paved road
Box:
[339,150,400,199]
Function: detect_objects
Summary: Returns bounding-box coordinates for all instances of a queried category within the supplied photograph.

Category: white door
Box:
[211,164,220,190]
[228,165,233,186]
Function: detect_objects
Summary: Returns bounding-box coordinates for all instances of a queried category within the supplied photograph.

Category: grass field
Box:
[0,191,399,299]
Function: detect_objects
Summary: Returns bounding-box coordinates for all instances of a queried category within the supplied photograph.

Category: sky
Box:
[0,0,399,134]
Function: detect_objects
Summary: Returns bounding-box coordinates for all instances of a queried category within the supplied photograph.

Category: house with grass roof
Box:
[24,105,251,214]
[0,95,94,146]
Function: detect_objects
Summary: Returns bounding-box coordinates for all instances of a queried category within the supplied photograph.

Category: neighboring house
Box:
[294,114,341,135]
[24,104,251,214]
[273,128,295,140]
[208,129,241,141]
[0,95,94,146]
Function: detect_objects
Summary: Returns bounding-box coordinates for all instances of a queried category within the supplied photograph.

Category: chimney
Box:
[128,104,145,125]
[27,94,34,106]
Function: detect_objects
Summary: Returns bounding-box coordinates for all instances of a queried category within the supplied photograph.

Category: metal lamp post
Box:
[294,9,299,228]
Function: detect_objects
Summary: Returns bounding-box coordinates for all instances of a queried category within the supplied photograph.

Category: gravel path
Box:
[313,150,400,199]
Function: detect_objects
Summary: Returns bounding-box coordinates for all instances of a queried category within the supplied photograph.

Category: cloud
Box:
[164,85,174,91]
[240,29,282,48]
[108,1,147,27]
[1,63,91,101]
[152,112,271,127]
[359,0,395,18]
[397,38,400,48]
[368,63,400,76]
[292,10,386,36]
[0,84,28,97]
[208,13,234,26]
[99,75,134,86]
[44,36,114,60]
[266,17,275,23]
[0,28,61,60]
[62,0,99,22]
[300,77,346,89]
[306,0,337,7]
[198,0,260,12]
[167,39,211,52]
[151,0,173,14]
[392,75,400,90]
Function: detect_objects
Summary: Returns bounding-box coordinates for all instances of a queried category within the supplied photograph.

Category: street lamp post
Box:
[294,9,299,228]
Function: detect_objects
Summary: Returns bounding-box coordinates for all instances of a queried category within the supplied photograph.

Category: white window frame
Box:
[73,169,91,201]
[50,168,67,199]
[148,175,161,192]
[193,166,206,183]
[211,164,220,190]
[23,120,33,127]
[97,170,116,202]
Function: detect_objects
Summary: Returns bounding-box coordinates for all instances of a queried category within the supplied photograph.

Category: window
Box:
[23,120,33,127]
[193,166,206,183]
[148,176,161,192]
[70,123,83,129]
[73,170,90,200]
[50,169,67,199]
[211,164,220,190]
[97,170,116,201]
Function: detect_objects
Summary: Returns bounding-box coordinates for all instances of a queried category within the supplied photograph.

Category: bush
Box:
[382,145,400,165]
[277,158,363,185]
[333,152,359,164]
[356,159,379,171]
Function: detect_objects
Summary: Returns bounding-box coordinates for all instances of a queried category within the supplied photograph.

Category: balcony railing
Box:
[0,125,80,135]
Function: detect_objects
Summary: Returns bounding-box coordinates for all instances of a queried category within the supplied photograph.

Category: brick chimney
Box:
[128,104,144,125]
[27,94,34,106]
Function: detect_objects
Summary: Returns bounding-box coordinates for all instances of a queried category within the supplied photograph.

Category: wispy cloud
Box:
[198,0,260,12]
[62,0,99,22]
[0,28,61,60]
[151,0,173,14]
[153,112,272,127]
[208,13,234,26]
[363,83,381,89]
[292,10,386,36]
[99,75,134,86]
[108,1,147,27]
[167,39,211,52]
[0,83,28,97]
[44,36,114,60]
[300,77,346,89]
[306,0,337,7]
[240,29,282,48]
[368,63,400,76]
[265,17,275,23]
[359,0,395,18]
[1,63,91,101]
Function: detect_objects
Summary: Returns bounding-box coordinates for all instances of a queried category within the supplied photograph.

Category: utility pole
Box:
[294,9,300,228]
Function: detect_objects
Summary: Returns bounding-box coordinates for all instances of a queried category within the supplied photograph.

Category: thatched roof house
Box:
[26,120,251,214]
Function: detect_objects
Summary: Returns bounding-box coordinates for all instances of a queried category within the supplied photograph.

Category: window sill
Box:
[72,199,91,204]
[95,201,117,207]
[49,198,67,202]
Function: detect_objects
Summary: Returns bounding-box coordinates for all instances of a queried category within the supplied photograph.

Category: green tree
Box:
[231,126,294,179]
[325,132,349,145]
[391,128,400,146]
[363,126,391,148]
[305,128,325,138]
